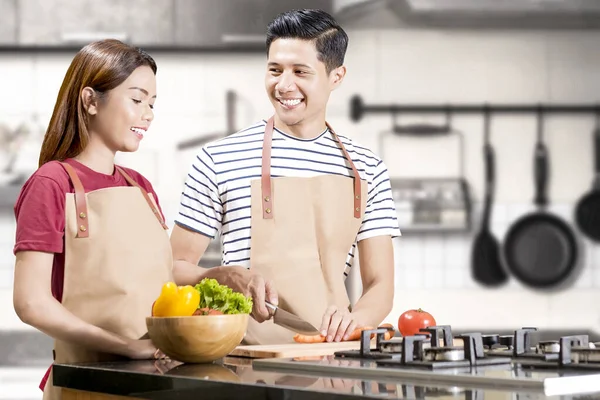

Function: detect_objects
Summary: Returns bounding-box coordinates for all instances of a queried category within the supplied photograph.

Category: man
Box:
[170,9,401,345]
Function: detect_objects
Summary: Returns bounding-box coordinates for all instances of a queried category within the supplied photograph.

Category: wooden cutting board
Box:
[229,337,465,359]
[229,341,365,358]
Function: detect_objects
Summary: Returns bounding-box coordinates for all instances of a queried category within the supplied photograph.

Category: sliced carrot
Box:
[344,326,374,341]
[379,323,395,340]
[293,333,327,343]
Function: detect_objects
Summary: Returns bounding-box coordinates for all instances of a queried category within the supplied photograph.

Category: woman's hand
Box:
[126,339,167,360]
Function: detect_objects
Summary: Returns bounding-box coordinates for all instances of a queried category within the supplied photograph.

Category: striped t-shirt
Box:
[175,120,401,275]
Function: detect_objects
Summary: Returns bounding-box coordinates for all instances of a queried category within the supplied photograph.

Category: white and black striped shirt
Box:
[175,120,401,274]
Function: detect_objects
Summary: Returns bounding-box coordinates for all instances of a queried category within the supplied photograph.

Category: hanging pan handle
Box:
[534,107,548,208]
[593,108,600,189]
[482,107,494,230]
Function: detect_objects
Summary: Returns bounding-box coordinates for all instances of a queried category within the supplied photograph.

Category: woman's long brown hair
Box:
[38,39,157,167]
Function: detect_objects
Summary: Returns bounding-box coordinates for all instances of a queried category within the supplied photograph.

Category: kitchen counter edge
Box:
[52,359,382,400]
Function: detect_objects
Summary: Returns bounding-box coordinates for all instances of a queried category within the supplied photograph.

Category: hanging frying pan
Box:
[471,109,508,287]
[574,111,600,242]
[502,110,580,290]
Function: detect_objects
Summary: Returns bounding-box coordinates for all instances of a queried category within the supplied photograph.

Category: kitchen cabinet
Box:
[0,0,17,44]
[9,0,333,50]
[17,0,174,46]
[174,0,333,48]
[174,0,260,47]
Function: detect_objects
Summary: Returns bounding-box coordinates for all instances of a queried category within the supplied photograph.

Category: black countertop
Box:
[49,328,600,399]
[53,357,396,400]
[52,355,580,400]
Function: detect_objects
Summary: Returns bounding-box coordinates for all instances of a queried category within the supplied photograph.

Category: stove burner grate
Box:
[335,325,600,371]
[334,325,398,360]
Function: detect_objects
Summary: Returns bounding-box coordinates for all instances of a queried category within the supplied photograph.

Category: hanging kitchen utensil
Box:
[502,109,580,290]
[471,108,508,287]
[380,110,472,233]
[574,109,600,242]
[176,90,237,150]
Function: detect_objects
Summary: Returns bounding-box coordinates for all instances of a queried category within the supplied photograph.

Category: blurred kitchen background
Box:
[3,0,600,397]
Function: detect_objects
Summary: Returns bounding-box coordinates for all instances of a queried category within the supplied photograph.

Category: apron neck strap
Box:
[115,166,169,230]
[60,162,89,238]
[261,117,362,220]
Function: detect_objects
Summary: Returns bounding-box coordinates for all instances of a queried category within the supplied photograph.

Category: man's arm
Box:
[170,223,277,322]
[169,223,212,286]
[320,158,399,342]
[350,235,394,326]
[170,145,232,289]
[320,235,395,341]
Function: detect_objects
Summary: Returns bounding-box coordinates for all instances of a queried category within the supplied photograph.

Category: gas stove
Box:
[334,325,600,371]
[252,326,600,396]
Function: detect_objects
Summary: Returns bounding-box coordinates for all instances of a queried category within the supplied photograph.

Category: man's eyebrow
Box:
[267,62,313,69]
[129,87,157,98]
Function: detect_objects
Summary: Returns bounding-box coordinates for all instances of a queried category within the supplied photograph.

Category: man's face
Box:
[265,38,345,128]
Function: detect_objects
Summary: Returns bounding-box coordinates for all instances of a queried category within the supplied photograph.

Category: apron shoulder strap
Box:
[327,126,362,219]
[115,166,169,230]
[261,117,362,219]
[60,162,89,238]
[261,119,274,220]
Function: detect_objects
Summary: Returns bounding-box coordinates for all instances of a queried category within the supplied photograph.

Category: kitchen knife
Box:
[265,302,321,336]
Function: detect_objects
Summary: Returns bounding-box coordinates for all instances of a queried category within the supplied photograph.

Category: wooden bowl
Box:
[146,314,249,363]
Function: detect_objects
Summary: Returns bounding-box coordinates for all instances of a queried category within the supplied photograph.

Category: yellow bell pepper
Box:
[152,282,200,317]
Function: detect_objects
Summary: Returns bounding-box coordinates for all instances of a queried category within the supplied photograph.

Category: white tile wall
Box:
[0,55,35,116]
[2,27,600,332]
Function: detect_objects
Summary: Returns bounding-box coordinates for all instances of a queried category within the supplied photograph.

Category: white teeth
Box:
[280,99,301,106]
[131,127,145,136]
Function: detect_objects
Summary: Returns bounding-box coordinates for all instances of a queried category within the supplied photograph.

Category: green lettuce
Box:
[194,278,253,315]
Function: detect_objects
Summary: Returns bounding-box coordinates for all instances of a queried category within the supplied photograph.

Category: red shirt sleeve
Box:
[14,175,67,254]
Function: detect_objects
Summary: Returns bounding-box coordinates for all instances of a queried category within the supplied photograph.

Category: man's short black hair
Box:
[266,9,349,74]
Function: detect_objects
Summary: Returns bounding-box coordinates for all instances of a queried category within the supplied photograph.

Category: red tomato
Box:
[397,308,436,337]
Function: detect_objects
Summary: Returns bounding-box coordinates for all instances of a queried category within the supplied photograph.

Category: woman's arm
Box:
[13,251,157,360]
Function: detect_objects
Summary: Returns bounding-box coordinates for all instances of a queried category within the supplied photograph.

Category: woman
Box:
[12,39,173,400]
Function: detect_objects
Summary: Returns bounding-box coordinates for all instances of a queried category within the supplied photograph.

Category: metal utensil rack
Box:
[349,95,600,234]
[349,94,600,120]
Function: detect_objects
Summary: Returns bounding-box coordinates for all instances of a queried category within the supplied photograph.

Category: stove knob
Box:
[499,335,514,348]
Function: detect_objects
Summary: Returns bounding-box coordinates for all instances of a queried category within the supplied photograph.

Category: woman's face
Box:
[86,65,157,153]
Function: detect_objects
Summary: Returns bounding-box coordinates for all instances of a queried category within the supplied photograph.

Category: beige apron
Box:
[42,162,174,400]
[244,117,367,345]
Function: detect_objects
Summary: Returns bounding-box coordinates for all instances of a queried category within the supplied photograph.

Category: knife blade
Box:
[265,301,321,336]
